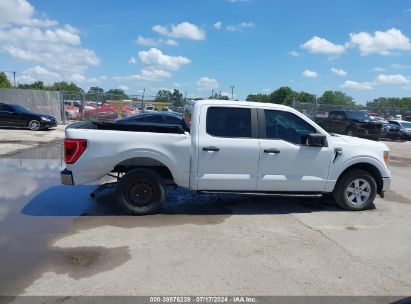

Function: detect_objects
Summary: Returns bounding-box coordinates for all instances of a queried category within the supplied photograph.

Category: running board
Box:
[199,191,323,198]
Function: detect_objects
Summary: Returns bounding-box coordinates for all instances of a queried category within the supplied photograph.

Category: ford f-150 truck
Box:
[61,100,391,215]
[315,110,383,140]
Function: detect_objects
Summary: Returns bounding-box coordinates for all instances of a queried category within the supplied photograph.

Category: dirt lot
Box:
[0,130,410,299]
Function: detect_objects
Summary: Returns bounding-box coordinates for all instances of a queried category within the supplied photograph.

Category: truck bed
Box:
[66,121,186,134]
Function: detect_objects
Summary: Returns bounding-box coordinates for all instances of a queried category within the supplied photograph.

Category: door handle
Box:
[264,148,280,154]
[203,146,220,152]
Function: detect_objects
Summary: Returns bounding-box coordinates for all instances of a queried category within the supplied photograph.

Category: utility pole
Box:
[12,71,16,87]
[230,85,234,100]
[211,89,214,99]
[141,88,145,108]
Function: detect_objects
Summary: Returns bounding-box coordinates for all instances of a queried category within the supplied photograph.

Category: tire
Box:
[116,168,166,215]
[28,120,41,131]
[332,169,377,211]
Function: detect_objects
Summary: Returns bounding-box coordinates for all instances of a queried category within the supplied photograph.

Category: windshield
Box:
[400,122,411,128]
[11,104,34,114]
[346,111,370,120]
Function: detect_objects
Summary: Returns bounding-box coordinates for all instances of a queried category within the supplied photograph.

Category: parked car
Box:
[382,122,402,140]
[315,110,383,140]
[388,120,411,140]
[116,112,190,132]
[61,100,390,215]
[0,103,57,130]
[144,105,157,112]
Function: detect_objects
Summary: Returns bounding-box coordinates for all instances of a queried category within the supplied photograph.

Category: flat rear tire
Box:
[116,169,165,215]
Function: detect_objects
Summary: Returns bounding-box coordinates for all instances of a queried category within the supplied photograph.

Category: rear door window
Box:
[206,107,251,138]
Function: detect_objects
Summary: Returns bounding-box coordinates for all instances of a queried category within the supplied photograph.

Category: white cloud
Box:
[138,48,191,70]
[289,51,301,57]
[389,63,411,69]
[301,36,346,55]
[112,68,172,82]
[372,67,385,72]
[340,80,374,90]
[152,22,205,40]
[331,68,347,77]
[118,85,129,91]
[375,73,409,85]
[0,0,100,85]
[0,0,57,28]
[128,56,136,64]
[136,35,177,47]
[225,22,255,32]
[214,21,222,30]
[197,77,219,90]
[302,69,318,78]
[349,28,411,56]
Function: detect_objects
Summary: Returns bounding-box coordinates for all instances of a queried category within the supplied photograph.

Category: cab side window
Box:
[264,110,315,144]
[206,107,251,138]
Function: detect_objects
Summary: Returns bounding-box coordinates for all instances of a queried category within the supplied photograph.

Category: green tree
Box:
[0,72,12,88]
[105,89,129,100]
[86,87,104,101]
[155,90,172,102]
[50,81,83,93]
[246,93,270,103]
[18,81,46,90]
[296,91,316,103]
[318,90,355,106]
[269,86,296,105]
[171,89,185,106]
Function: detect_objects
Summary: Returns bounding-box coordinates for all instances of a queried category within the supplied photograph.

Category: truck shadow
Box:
[21,185,342,217]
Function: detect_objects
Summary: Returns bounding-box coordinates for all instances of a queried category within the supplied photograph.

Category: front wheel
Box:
[116,169,166,215]
[28,120,41,131]
[332,169,377,211]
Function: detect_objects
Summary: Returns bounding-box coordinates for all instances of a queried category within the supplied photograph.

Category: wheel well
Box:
[338,163,383,194]
[113,157,174,183]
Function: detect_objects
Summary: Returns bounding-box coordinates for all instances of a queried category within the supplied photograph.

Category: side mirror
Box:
[306,133,327,147]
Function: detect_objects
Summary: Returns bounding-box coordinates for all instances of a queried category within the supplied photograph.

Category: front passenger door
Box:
[257,109,332,192]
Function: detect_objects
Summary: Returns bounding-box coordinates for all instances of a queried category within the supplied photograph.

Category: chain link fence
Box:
[62,91,187,123]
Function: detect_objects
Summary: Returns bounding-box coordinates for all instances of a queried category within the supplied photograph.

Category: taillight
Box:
[64,139,87,164]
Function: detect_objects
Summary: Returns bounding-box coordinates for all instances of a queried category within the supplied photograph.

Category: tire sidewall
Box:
[117,169,165,215]
[334,170,377,211]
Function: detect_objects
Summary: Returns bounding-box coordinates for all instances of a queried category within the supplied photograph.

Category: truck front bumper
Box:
[382,177,391,192]
[61,168,74,185]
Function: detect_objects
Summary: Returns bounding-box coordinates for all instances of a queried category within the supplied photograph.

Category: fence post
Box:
[291,98,296,109]
[60,89,66,124]
[81,92,85,121]
[314,96,318,118]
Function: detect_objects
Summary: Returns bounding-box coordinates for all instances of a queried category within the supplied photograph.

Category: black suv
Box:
[0,103,57,131]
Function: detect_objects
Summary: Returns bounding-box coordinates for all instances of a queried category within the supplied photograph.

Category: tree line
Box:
[1,71,410,108]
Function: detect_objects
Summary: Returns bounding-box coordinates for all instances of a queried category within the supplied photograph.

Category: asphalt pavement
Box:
[0,130,410,298]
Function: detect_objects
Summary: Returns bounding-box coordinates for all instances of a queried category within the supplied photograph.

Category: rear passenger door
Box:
[196,106,260,191]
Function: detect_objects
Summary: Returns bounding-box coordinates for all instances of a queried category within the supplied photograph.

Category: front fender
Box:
[324,156,389,192]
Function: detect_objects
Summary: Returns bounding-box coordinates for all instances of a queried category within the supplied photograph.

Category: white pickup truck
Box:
[61,100,391,215]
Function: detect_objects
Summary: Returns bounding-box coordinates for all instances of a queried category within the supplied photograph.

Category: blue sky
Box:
[1,0,411,103]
